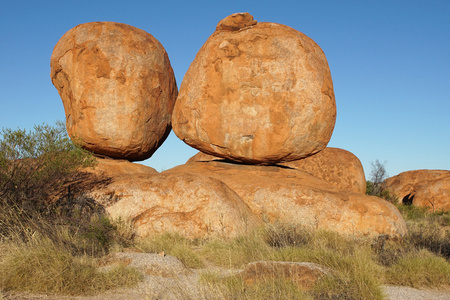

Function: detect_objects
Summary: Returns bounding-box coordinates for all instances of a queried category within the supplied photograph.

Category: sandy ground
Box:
[382,285,450,300]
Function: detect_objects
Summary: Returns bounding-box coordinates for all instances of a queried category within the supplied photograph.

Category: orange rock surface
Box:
[84,157,158,178]
[281,147,366,194]
[383,170,450,204]
[187,147,366,194]
[164,161,407,238]
[51,22,177,161]
[172,13,336,164]
[412,177,450,212]
[88,172,261,239]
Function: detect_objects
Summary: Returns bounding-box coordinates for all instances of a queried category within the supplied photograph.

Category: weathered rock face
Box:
[163,161,407,238]
[172,13,336,164]
[187,148,366,194]
[51,22,177,161]
[88,172,261,239]
[281,147,366,194]
[186,152,223,164]
[413,177,450,212]
[383,170,450,204]
[84,157,158,178]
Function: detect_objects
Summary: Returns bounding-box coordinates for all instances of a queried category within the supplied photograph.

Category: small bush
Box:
[264,223,313,248]
[0,121,96,211]
[201,230,273,268]
[220,276,313,300]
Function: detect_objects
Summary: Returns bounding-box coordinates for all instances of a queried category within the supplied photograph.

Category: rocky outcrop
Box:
[163,161,407,238]
[187,147,366,194]
[281,147,366,194]
[383,170,450,205]
[412,177,450,212]
[237,261,330,291]
[172,12,336,164]
[51,22,177,161]
[88,171,261,239]
[48,15,409,240]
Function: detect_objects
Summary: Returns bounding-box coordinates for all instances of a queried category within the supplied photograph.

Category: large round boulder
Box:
[172,13,336,164]
[51,22,177,161]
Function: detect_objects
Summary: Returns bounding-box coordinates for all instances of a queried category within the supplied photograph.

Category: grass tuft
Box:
[0,236,142,295]
[136,232,205,269]
[385,249,450,288]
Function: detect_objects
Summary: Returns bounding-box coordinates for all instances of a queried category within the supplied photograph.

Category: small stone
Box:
[216,12,257,31]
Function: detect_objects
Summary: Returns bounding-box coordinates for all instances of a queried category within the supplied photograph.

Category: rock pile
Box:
[383,170,450,211]
[51,22,177,161]
[52,14,408,239]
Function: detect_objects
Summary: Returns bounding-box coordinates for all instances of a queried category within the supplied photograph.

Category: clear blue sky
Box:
[1,0,449,178]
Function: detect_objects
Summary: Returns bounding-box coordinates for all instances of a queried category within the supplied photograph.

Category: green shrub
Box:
[0,121,96,210]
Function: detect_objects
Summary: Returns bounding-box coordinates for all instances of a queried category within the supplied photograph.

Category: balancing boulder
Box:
[172,13,336,164]
[51,22,177,161]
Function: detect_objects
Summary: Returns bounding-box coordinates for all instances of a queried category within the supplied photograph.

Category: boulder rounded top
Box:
[216,12,258,31]
[172,13,336,164]
[50,22,177,161]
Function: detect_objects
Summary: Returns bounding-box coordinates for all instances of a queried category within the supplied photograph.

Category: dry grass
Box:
[136,232,205,269]
[1,194,449,299]
[385,249,450,288]
[0,234,142,296]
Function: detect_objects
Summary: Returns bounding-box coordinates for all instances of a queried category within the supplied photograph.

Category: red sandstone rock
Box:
[88,172,261,239]
[383,170,450,204]
[51,22,177,161]
[238,261,330,291]
[413,177,450,212]
[186,152,223,163]
[172,13,336,164]
[84,157,158,178]
[216,12,258,31]
[163,161,407,238]
[187,148,366,194]
[281,147,366,194]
